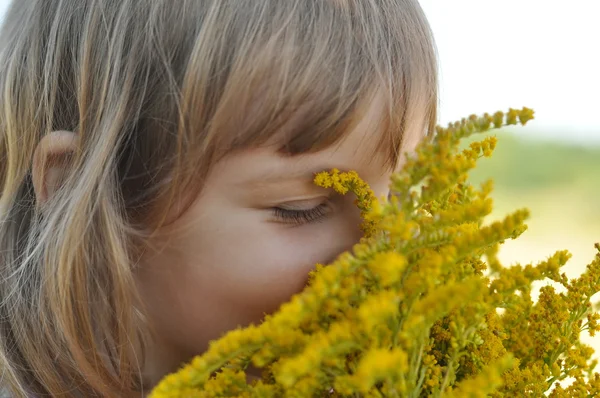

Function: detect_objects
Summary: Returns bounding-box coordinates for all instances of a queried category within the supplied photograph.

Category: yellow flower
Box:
[367,252,407,287]
[335,348,409,394]
[152,108,600,398]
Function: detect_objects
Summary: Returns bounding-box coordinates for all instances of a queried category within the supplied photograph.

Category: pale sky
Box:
[419,0,600,144]
[1,0,598,143]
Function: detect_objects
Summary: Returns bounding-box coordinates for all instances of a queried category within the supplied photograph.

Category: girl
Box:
[0,0,437,396]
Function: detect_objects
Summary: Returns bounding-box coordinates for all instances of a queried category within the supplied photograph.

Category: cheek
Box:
[138,207,364,359]
[180,211,360,321]
[212,222,343,310]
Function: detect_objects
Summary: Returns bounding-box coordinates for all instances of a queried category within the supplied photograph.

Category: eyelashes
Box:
[271,203,330,225]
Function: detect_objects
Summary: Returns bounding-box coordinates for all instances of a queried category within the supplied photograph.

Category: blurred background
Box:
[419,0,600,362]
[418,0,600,269]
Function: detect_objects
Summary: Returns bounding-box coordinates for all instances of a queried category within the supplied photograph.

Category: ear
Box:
[31,130,78,206]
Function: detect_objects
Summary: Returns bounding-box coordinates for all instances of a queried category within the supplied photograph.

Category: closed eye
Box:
[271,203,330,225]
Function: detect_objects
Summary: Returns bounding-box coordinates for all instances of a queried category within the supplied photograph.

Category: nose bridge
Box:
[321,201,363,265]
[345,203,365,245]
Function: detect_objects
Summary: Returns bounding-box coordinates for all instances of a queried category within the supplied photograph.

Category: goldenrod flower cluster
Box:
[150,107,600,397]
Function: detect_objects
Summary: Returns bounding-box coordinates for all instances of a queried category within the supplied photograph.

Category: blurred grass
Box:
[462,131,600,237]
[458,130,599,274]
[466,132,600,197]
[462,130,600,361]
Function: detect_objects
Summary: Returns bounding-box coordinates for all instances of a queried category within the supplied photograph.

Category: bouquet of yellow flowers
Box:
[151,108,600,397]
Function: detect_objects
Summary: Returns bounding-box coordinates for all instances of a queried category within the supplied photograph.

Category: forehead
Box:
[310,91,428,173]
[317,89,428,171]
[265,86,428,167]
[209,91,428,191]
[320,92,392,170]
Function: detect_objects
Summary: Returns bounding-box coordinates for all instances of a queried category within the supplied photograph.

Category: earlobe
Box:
[31,130,78,206]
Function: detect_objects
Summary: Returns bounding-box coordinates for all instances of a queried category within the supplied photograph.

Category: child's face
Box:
[137,95,425,380]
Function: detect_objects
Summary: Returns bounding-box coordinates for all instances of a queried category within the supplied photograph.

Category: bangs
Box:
[179,0,437,175]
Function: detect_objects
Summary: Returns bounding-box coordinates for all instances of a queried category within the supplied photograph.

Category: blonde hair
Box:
[0,0,437,396]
